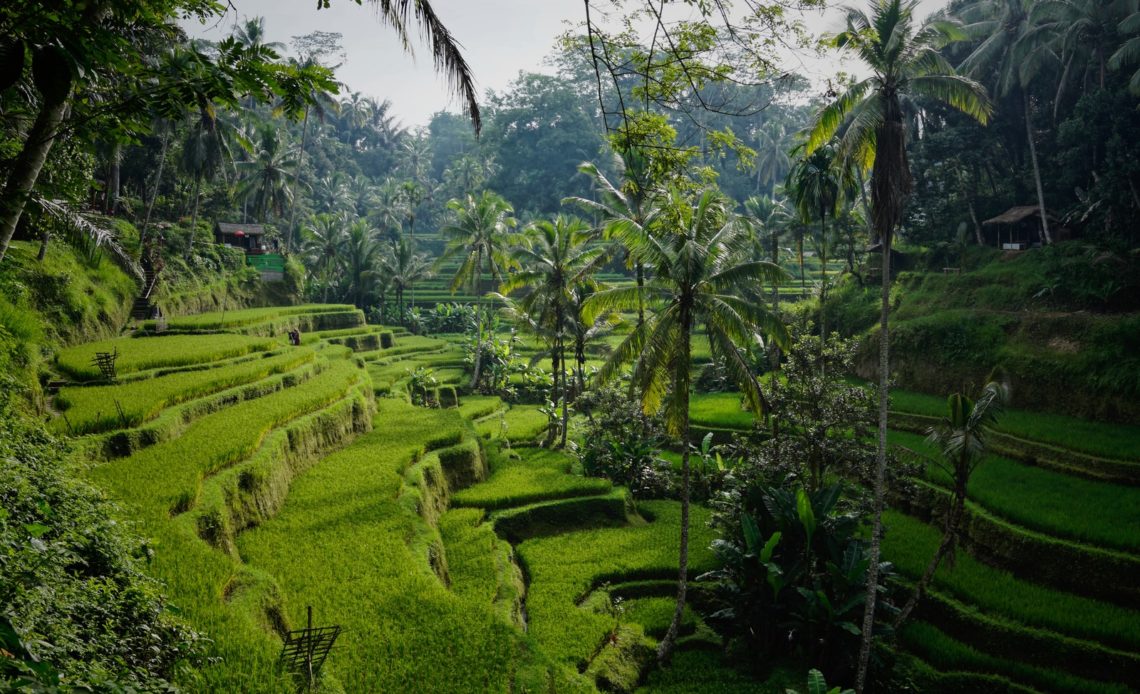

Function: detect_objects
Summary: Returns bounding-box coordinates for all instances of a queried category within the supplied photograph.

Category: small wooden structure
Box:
[982,206,1058,250]
[278,606,340,692]
[214,222,269,253]
[214,222,285,281]
[91,348,118,382]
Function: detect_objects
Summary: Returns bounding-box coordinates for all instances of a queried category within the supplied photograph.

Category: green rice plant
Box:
[688,392,755,431]
[453,447,612,510]
[900,621,1132,694]
[236,399,563,692]
[54,347,317,434]
[882,510,1140,652]
[146,304,358,331]
[618,597,697,639]
[890,387,1140,461]
[457,395,503,421]
[517,501,718,672]
[85,359,370,691]
[638,649,798,693]
[90,358,365,522]
[56,334,277,380]
[474,405,549,443]
[438,508,524,626]
[890,430,1140,552]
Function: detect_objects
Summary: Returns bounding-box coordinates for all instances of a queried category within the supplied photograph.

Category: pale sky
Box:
[183,0,949,129]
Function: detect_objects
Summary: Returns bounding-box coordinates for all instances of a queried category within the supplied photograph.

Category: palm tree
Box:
[342,219,383,308]
[1109,10,1140,92]
[958,0,1055,244]
[236,126,296,227]
[585,187,789,664]
[894,378,1008,628]
[380,236,433,320]
[180,107,237,258]
[439,191,517,389]
[286,53,340,253]
[231,17,285,110]
[1028,0,1135,104]
[499,215,608,447]
[565,148,658,328]
[302,212,347,302]
[805,2,991,688]
[741,194,791,312]
[369,177,408,242]
[788,140,846,343]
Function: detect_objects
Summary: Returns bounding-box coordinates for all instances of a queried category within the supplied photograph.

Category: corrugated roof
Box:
[982,206,1054,225]
[216,222,266,235]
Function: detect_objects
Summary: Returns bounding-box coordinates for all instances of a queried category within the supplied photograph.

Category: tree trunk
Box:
[106,141,122,215]
[287,105,311,252]
[819,212,828,354]
[894,482,966,630]
[0,91,72,264]
[469,253,485,391]
[187,176,202,260]
[658,311,693,665]
[1024,91,1053,245]
[968,200,984,246]
[798,228,806,297]
[855,233,892,694]
[560,335,570,448]
[635,261,645,328]
[141,128,171,249]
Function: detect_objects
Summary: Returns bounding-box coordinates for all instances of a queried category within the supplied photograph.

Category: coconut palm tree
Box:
[439,191,517,389]
[1028,0,1136,105]
[1109,10,1140,92]
[957,0,1055,244]
[286,53,341,252]
[380,236,433,320]
[565,147,659,328]
[498,215,608,447]
[894,378,1008,628]
[302,212,347,302]
[236,126,296,227]
[342,219,383,308]
[788,140,847,344]
[805,2,991,688]
[585,187,789,664]
[180,107,238,258]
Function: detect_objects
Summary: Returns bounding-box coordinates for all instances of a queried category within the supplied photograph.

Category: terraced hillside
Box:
[55,304,765,691]
[683,388,1140,692]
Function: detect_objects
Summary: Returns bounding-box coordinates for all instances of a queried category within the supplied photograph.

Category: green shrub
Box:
[0,398,202,690]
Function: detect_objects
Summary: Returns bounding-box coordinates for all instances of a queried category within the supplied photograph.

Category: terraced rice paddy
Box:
[54,301,1140,692]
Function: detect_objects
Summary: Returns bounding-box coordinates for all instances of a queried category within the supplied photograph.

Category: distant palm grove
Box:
[2,1,1139,693]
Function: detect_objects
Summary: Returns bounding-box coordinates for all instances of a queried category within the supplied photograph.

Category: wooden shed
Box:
[214,222,269,253]
[982,206,1059,250]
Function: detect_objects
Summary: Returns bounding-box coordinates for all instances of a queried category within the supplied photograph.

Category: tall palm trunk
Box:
[187,175,202,260]
[105,142,122,215]
[635,261,645,327]
[797,227,806,297]
[819,211,828,349]
[0,91,72,263]
[287,104,311,251]
[1024,91,1053,245]
[856,231,891,693]
[658,306,693,664]
[469,249,485,390]
[894,475,966,629]
[560,334,570,448]
[141,128,171,248]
